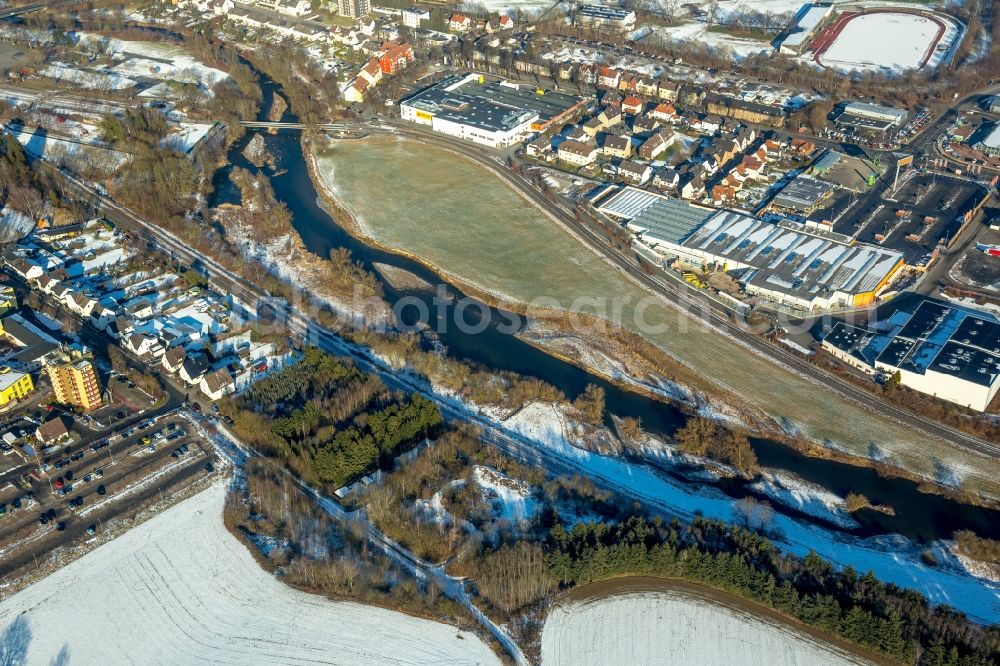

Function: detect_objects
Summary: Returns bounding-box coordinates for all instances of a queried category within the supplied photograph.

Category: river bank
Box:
[303,136,766,423]
[303,134,1000,504]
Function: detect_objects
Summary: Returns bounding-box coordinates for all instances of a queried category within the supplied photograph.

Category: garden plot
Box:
[0,480,500,666]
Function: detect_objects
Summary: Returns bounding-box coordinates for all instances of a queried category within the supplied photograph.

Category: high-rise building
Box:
[47,356,102,411]
[338,0,369,19]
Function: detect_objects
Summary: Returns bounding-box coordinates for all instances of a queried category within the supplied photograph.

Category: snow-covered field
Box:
[0,481,500,666]
[541,588,871,666]
[460,0,556,13]
[79,33,229,90]
[817,12,954,73]
[651,22,775,59]
[5,124,129,170]
[503,402,1000,623]
[41,62,137,90]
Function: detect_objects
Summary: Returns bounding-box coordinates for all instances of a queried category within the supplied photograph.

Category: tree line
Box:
[544,517,999,665]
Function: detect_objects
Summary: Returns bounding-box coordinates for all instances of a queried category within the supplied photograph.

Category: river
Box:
[209,76,1000,545]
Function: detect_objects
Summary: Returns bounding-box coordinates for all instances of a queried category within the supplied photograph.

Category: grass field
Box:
[313,136,999,496]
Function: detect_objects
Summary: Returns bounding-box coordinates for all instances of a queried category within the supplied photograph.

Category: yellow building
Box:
[47,357,102,411]
[0,286,15,317]
[0,366,34,406]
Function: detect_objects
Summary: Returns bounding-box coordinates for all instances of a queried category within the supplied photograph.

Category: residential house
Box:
[343,78,369,104]
[401,7,430,28]
[90,305,116,331]
[379,41,414,74]
[179,353,211,385]
[622,96,642,115]
[650,103,680,124]
[558,140,598,166]
[7,257,43,281]
[657,80,680,101]
[68,292,98,318]
[448,13,473,31]
[162,346,187,375]
[636,77,658,98]
[106,317,133,340]
[125,333,163,358]
[638,130,673,160]
[680,175,705,200]
[35,417,70,447]
[201,367,236,401]
[598,107,623,128]
[618,73,639,94]
[692,114,722,135]
[582,117,604,137]
[653,167,679,191]
[526,136,552,157]
[358,58,383,87]
[711,183,738,205]
[597,67,621,89]
[790,138,817,157]
[601,91,623,109]
[617,160,653,185]
[603,135,632,159]
[632,114,660,136]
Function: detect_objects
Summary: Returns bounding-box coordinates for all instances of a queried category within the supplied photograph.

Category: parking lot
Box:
[832,172,985,265]
[0,411,219,580]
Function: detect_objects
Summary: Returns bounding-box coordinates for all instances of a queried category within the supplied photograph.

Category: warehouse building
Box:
[575,4,637,30]
[594,187,903,310]
[823,300,1000,411]
[400,74,585,148]
[835,101,908,131]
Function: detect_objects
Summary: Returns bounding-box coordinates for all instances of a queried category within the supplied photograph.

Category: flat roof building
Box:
[823,300,1000,411]
[667,210,902,310]
[575,4,636,30]
[779,3,833,54]
[400,73,586,148]
[769,175,834,214]
[596,187,902,311]
[972,123,1000,157]
[837,101,907,131]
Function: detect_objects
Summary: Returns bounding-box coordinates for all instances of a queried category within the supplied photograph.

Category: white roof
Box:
[978,124,1000,150]
[0,369,28,393]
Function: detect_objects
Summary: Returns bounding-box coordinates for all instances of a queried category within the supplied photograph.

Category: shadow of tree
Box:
[48,644,69,666]
[0,615,31,666]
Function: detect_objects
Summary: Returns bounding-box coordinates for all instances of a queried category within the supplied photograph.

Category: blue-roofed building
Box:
[822,299,1000,411]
